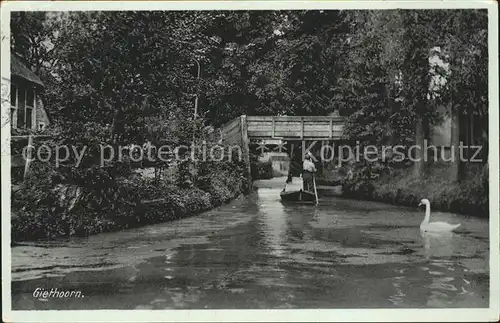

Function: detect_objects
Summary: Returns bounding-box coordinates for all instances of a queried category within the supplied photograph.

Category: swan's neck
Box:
[422,204,431,224]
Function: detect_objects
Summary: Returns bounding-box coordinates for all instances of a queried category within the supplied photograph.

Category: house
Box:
[10,55,51,183]
[427,49,485,163]
[259,139,290,176]
[10,55,50,131]
[269,152,290,175]
[428,104,485,162]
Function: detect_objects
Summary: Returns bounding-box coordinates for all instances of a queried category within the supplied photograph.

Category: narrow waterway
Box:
[11,178,489,309]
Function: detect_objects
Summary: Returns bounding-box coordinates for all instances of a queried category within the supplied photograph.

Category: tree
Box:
[438,10,489,179]
[332,10,488,181]
[13,10,488,179]
[11,12,63,74]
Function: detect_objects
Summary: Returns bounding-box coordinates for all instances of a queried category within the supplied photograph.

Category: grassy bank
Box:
[11,161,248,242]
[315,167,347,186]
[250,159,273,180]
[341,163,489,217]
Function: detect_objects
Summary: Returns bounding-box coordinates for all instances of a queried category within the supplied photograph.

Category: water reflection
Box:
[418,230,486,307]
[257,188,287,257]
[286,207,315,242]
[388,274,406,306]
[11,182,489,309]
[421,231,454,261]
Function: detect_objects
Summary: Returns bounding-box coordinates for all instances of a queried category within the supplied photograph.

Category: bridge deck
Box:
[246,116,345,140]
[218,115,345,144]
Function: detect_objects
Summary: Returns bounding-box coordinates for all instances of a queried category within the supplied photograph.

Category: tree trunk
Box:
[110,107,124,144]
[413,118,425,177]
[450,108,461,181]
[387,84,396,146]
[240,115,252,192]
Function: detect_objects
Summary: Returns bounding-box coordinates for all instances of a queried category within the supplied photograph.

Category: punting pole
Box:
[313,173,319,205]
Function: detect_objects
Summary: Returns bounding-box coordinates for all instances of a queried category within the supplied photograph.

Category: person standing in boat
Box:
[302,152,317,192]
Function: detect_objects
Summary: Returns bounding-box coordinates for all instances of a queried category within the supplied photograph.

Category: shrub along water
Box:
[251,160,273,180]
[11,159,248,242]
[342,162,489,217]
[249,152,274,180]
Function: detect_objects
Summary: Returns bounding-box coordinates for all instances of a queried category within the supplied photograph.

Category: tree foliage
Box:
[11,9,488,153]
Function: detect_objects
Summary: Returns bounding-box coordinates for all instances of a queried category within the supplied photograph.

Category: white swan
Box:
[419,199,461,233]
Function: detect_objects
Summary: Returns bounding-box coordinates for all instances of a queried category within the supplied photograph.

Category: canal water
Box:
[11,178,489,309]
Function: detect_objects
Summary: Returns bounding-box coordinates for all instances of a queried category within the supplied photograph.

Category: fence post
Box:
[23,134,34,181]
[240,115,252,191]
[301,116,304,139]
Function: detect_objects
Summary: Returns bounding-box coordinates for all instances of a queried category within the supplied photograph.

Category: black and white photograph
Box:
[1,1,498,322]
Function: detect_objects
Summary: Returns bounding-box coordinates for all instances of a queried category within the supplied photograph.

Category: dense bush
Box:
[251,160,273,180]
[342,163,489,217]
[341,158,389,197]
[11,158,247,242]
[11,159,140,240]
[315,164,349,186]
[12,161,61,240]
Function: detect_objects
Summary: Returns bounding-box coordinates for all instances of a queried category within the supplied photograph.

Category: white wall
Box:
[430,104,452,147]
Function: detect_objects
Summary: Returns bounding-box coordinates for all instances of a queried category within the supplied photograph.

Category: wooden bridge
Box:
[217,115,346,145]
[212,115,346,189]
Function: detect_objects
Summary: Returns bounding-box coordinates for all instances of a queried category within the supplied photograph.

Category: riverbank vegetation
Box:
[249,152,274,180]
[342,163,488,217]
[336,10,488,217]
[10,10,489,241]
[12,156,247,241]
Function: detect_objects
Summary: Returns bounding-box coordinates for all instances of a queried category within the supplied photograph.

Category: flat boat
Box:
[280,189,316,204]
[280,176,317,204]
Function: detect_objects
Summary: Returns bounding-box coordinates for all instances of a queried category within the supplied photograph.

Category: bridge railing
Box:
[245,116,345,140]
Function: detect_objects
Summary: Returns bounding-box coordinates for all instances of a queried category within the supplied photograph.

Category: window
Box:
[25,89,35,130]
[38,122,46,131]
[17,89,25,129]
[10,84,17,106]
[10,108,16,126]
[10,84,17,128]
[26,106,33,130]
[14,88,36,130]
[26,89,35,108]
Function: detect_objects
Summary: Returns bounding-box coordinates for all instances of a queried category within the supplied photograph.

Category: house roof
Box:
[11,55,44,87]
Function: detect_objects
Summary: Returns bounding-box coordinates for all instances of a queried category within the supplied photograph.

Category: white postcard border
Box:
[1,1,498,322]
